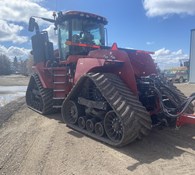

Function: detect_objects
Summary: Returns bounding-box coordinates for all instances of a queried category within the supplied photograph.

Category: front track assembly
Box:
[62,73,152,147]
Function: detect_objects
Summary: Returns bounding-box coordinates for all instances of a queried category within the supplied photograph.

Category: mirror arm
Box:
[34,23,40,34]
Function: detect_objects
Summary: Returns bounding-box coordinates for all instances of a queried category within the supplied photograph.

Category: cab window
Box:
[58,21,69,59]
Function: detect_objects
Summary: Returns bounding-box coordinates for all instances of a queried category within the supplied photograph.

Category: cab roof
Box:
[57,11,108,25]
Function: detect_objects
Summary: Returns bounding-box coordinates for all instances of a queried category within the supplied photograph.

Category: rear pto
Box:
[26,11,195,147]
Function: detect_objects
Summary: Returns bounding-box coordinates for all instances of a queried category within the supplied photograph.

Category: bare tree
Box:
[13,56,18,72]
[0,54,11,75]
[26,55,34,75]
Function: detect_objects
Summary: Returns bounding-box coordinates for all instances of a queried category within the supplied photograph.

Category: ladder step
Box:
[54,89,65,92]
[53,97,65,100]
[54,82,66,84]
[54,74,66,76]
[53,105,62,108]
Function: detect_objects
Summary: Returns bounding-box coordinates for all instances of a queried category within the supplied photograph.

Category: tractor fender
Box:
[74,57,105,83]
[32,62,53,88]
[74,56,138,95]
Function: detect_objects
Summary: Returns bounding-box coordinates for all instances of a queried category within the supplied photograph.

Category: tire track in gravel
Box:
[17,116,60,175]
[0,109,45,174]
[0,107,59,175]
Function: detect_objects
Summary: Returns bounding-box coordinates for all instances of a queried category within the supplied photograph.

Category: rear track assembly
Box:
[62,73,152,147]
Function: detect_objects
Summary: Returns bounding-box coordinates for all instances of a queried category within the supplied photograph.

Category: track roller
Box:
[78,117,86,129]
[95,122,104,137]
[86,119,96,133]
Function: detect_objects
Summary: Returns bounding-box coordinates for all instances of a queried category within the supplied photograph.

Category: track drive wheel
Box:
[104,111,123,142]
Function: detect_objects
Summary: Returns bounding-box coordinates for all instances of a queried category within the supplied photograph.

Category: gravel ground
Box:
[176,83,195,96]
[0,75,195,175]
[0,75,29,86]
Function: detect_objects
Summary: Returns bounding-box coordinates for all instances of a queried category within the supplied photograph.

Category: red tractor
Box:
[26,11,195,147]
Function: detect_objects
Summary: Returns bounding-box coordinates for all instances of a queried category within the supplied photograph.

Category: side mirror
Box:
[28,17,36,32]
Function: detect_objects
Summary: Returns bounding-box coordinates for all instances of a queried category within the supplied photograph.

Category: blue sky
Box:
[0,0,195,69]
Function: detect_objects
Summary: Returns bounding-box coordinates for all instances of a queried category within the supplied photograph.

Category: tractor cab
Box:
[56,11,108,59]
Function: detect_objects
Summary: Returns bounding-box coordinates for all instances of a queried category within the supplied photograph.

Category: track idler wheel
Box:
[78,117,86,129]
[104,111,123,142]
[95,122,104,137]
[62,100,79,124]
[86,119,96,133]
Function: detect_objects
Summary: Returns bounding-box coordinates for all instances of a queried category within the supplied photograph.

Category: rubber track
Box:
[26,73,53,115]
[62,73,152,147]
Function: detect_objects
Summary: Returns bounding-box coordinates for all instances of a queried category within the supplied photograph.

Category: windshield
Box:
[58,18,105,59]
[58,21,69,59]
[71,18,105,45]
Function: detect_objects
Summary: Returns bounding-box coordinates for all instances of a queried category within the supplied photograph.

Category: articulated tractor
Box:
[26,11,195,147]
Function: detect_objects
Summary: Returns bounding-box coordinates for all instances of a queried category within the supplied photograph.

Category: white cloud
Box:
[143,0,195,17]
[29,0,44,2]
[44,25,58,48]
[146,41,154,45]
[152,48,189,70]
[0,20,28,43]
[0,45,30,60]
[0,0,52,23]
[0,0,52,44]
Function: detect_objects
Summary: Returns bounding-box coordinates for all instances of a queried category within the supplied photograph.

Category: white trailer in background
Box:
[189,29,195,83]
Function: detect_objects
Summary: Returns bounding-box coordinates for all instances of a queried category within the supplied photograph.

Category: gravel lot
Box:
[0,75,195,175]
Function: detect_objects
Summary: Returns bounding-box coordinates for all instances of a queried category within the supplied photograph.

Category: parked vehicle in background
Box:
[164,66,189,83]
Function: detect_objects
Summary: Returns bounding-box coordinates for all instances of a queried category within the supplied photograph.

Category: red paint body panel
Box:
[33,46,156,98]
[74,57,105,83]
[176,114,195,127]
[127,51,157,77]
[32,63,53,88]
[84,49,138,94]
[60,55,88,65]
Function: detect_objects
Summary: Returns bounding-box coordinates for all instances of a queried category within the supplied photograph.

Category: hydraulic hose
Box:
[140,75,195,119]
[153,81,195,118]
[163,95,195,118]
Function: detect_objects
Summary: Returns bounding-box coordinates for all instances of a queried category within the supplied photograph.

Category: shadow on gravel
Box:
[114,126,195,171]
[67,130,84,138]
[45,112,63,122]
[46,113,84,138]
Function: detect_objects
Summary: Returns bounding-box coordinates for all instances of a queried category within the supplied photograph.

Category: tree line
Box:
[0,54,33,76]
